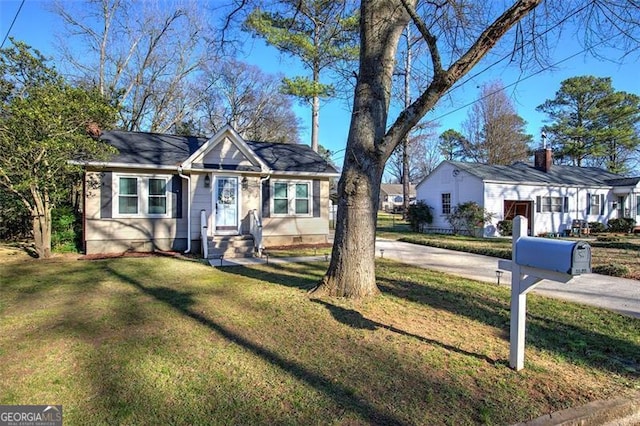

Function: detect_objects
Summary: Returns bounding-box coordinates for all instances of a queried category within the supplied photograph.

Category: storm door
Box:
[215,177,238,234]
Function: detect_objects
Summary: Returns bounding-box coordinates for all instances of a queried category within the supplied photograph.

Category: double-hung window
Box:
[116,175,169,217]
[148,178,167,214]
[590,195,601,215]
[537,195,568,213]
[541,196,563,213]
[442,193,451,215]
[118,177,139,214]
[272,181,311,216]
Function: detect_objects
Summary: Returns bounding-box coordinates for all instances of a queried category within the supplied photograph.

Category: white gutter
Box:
[178,166,191,254]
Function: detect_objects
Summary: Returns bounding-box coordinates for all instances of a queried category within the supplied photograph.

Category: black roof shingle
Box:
[98,130,338,174]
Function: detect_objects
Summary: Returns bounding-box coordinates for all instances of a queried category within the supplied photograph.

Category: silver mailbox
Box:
[515,237,591,275]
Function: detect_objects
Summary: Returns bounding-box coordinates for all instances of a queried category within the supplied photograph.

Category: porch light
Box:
[241,176,248,190]
[204,175,211,188]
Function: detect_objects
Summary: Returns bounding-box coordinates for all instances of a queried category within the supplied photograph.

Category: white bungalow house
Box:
[379,183,417,212]
[416,148,640,237]
[76,125,339,258]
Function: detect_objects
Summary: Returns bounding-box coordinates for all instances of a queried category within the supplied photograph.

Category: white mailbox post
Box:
[498,216,591,371]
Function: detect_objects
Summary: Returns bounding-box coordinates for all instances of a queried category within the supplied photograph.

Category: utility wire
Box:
[430,36,611,124]
[445,1,595,98]
[1,0,26,49]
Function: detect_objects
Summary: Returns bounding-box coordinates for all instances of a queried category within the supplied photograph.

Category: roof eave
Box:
[70,160,179,171]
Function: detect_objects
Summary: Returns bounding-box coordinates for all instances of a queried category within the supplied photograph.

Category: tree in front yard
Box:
[311,1,640,298]
[447,202,494,236]
[0,40,117,258]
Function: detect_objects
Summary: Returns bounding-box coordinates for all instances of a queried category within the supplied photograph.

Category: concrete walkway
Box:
[375,238,640,318]
[213,238,640,318]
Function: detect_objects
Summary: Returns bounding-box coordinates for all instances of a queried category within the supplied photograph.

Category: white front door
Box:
[215,177,238,234]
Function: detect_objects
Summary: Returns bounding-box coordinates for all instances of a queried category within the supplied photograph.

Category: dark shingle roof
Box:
[99,130,338,174]
[100,130,205,166]
[246,141,337,174]
[449,160,625,186]
[604,177,640,186]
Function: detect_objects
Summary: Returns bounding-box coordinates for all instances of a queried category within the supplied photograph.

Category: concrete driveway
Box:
[375,238,640,318]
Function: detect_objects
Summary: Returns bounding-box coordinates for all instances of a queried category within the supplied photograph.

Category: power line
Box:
[1,0,26,49]
[445,1,595,98]
[430,37,611,124]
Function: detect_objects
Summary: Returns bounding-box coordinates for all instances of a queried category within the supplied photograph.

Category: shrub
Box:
[0,189,31,240]
[406,201,433,232]
[51,204,81,252]
[592,263,629,277]
[588,221,606,233]
[606,218,635,233]
[496,220,513,236]
[596,235,621,242]
[447,202,493,235]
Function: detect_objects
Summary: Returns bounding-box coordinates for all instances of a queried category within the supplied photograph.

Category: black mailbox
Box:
[515,237,591,275]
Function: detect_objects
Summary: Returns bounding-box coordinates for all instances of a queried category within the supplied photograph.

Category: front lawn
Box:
[1,253,638,424]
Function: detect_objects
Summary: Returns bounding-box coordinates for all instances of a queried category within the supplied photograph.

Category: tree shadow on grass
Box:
[225,261,638,378]
[220,261,326,292]
[376,271,639,379]
[311,299,501,366]
[104,265,406,425]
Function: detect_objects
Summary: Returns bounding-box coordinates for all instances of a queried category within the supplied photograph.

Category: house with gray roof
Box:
[78,125,339,257]
[379,183,416,212]
[415,148,640,236]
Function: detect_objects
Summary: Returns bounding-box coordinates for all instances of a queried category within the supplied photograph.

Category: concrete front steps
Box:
[207,235,256,259]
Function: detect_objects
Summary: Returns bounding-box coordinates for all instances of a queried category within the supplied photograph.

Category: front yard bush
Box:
[607,218,635,233]
[51,204,81,252]
[496,219,512,236]
[406,201,433,232]
[447,202,493,235]
[588,222,607,233]
[592,263,629,277]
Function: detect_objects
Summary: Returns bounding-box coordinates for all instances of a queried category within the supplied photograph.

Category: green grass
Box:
[0,254,638,425]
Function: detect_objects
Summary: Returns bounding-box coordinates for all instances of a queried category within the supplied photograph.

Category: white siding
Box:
[416,162,484,230]
[416,162,621,237]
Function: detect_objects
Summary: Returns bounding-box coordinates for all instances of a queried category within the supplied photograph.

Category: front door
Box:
[504,200,533,235]
[215,177,238,234]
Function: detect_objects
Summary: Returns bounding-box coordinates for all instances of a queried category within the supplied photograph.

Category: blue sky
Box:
[2,0,639,168]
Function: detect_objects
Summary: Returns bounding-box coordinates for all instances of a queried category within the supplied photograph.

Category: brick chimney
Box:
[534,148,552,172]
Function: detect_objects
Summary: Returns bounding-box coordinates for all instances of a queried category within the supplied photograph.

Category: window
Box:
[295,183,310,214]
[442,193,451,214]
[541,196,563,213]
[273,182,289,214]
[590,195,601,215]
[272,181,311,216]
[118,177,138,214]
[115,175,169,217]
[148,178,167,214]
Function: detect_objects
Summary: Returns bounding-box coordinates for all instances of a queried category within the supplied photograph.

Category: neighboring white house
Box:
[379,183,416,212]
[416,148,640,236]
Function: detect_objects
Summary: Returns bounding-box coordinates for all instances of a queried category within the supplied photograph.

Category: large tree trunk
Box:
[311,0,411,298]
[313,0,542,298]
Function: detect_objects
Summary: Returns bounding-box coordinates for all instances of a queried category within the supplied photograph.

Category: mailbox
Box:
[514,237,591,275]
